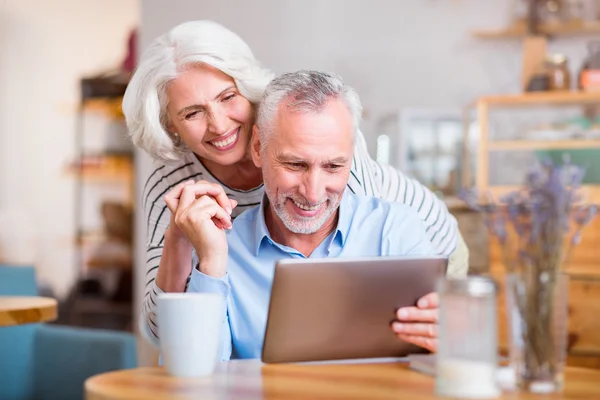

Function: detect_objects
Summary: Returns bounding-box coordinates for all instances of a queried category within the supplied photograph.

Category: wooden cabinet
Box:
[472,91,600,367]
[471,21,600,39]
[474,91,600,204]
[61,77,134,331]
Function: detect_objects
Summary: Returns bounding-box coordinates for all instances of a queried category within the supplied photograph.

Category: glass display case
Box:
[473,91,600,202]
[375,109,468,196]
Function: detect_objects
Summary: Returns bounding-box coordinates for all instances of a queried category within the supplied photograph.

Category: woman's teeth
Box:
[212,130,238,148]
[293,200,321,211]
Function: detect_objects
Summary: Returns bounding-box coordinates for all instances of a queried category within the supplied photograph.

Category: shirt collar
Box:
[253,189,352,256]
[253,195,272,256]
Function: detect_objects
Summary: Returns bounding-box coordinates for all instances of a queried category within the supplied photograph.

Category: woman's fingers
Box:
[174,196,230,266]
[184,195,232,229]
[164,179,195,214]
[178,181,232,214]
[167,181,236,233]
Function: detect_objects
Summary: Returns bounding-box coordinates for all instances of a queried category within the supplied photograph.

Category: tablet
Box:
[261,256,448,363]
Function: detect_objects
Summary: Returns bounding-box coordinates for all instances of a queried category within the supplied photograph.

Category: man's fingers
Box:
[417,292,439,309]
[396,307,438,323]
[391,322,437,338]
[396,334,438,353]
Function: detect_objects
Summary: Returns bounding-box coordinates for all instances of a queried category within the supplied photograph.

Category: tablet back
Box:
[261,256,448,363]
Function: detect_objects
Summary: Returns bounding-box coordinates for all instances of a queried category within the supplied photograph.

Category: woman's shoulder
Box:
[143,152,264,207]
[147,152,206,182]
[142,152,205,200]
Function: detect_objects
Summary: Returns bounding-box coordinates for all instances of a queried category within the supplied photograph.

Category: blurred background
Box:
[2,0,600,366]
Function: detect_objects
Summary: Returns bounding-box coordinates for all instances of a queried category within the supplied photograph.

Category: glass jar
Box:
[580,41,600,91]
[436,277,500,399]
[537,0,567,23]
[545,54,571,91]
[506,272,570,393]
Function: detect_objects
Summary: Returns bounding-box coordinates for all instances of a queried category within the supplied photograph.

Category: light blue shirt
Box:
[186,190,436,360]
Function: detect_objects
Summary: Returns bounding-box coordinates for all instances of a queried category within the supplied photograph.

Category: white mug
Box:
[157,292,224,377]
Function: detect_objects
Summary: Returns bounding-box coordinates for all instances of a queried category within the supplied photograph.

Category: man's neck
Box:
[265,203,338,258]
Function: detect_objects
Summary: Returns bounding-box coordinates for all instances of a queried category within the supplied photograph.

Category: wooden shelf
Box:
[66,166,132,182]
[477,91,600,107]
[82,97,124,119]
[74,230,107,246]
[488,139,600,151]
[484,185,600,204]
[80,168,132,182]
[491,262,600,282]
[65,154,133,182]
[472,20,600,39]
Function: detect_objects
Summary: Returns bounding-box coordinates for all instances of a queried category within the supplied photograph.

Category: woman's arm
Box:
[349,130,468,277]
[140,170,195,347]
[140,167,238,347]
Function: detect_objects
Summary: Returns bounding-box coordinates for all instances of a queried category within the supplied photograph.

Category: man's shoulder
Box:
[229,205,261,235]
[343,192,434,256]
[349,192,420,221]
[226,205,262,255]
[233,204,260,223]
[346,193,426,239]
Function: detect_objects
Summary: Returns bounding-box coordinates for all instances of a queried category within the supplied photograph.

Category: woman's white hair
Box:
[256,70,362,153]
[122,20,275,162]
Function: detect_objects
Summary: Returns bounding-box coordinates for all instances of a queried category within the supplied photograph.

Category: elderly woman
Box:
[123,20,468,352]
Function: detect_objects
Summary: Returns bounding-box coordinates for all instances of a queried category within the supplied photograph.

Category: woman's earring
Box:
[171,132,184,148]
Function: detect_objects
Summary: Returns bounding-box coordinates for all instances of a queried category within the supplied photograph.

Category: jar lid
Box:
[438,276,497,297]
[545,54,568,65]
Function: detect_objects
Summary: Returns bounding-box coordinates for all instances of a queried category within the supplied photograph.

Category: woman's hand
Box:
[156,180,237,291]
[164,179,236,239]
[170,181,237,278]
[175,194,232,278]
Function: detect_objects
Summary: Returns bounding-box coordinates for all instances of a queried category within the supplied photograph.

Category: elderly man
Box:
[178,71,463,360]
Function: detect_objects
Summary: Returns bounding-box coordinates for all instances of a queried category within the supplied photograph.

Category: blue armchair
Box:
[0,265,137,400]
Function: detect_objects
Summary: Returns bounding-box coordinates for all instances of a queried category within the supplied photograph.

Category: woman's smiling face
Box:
[165,64,254,165]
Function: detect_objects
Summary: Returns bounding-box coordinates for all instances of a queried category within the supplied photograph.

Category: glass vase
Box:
[505,271,569,393]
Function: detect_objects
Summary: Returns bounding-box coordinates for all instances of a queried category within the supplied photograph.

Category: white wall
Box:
[140,0,594,147]
[0,0,138,297]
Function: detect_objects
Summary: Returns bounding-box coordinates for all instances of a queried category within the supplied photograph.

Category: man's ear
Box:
[250,125,262,168]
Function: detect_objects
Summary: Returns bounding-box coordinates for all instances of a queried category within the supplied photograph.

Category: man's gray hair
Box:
[256,70,362,151]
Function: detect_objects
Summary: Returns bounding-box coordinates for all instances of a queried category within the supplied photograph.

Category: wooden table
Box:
[85,360,600,400]
[0,296,58,327]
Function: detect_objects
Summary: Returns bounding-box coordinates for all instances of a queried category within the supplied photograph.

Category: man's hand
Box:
[391,292,439,353]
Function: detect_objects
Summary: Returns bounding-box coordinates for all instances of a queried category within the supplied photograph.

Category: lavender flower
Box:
[462,158,598,387]
[460,159,597,274]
